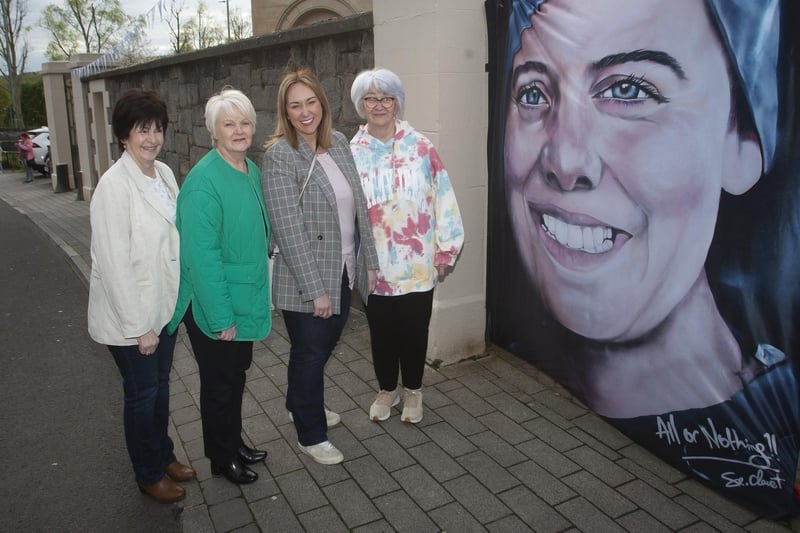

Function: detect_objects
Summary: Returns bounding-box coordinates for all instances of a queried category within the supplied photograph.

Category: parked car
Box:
[27,127,51,176]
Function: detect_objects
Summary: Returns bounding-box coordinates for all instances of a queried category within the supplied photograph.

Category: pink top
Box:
[18,139,34,160]
[318,152,356,286]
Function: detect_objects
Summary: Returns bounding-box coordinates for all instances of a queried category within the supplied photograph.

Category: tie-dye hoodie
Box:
[350,119,464,296]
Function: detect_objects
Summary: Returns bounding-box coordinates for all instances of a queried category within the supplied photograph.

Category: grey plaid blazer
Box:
[262,131,379,314]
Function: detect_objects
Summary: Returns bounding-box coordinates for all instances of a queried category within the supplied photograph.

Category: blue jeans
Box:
[21,157,33,182]
[109,328,177,486]
[283,270,351,446]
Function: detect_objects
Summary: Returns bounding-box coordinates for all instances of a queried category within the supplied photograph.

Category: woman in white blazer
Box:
[88,89,194,503]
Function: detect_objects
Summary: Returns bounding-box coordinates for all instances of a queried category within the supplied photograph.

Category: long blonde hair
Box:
[264,68,333,151]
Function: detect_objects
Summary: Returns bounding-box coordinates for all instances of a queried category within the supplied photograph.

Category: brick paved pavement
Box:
[2,170,796,532]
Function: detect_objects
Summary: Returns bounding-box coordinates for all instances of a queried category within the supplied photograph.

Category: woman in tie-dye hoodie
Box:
[350,68,464,424]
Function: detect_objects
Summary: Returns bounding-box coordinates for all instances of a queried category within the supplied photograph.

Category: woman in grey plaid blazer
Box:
[262,68,380,465]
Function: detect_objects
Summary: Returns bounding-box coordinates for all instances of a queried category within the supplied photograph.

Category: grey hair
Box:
[204,87,257,143]
[350,68,405,119]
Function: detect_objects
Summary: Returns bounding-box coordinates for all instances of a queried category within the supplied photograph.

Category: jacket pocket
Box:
[223,262,267,317]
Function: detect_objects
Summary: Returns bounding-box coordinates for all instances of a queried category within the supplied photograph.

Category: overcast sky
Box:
[23,0,252,72]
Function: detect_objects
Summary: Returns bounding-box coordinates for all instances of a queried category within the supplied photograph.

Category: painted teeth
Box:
[542,213,613,254]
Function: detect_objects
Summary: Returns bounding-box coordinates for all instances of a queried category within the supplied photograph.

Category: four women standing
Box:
[350,68,464,424]
[89,67,461,495]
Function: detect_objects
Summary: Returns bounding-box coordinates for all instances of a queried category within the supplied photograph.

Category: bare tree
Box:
[229,8,251,41]
[167,0,195,54]
[0,0,28,128]
[195,0,224,50]
[40,0,135,60]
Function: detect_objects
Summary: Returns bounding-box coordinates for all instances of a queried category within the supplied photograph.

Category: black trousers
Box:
[366,289,434,391]
[183,304,253,464]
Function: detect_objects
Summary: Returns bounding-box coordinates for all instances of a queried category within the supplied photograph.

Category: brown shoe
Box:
[164,460,196,482]
[138,477,186,503]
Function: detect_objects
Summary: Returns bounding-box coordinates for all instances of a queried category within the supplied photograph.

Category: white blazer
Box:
[87,151,180,346]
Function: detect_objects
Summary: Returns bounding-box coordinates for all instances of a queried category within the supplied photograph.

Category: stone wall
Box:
[86,13,373,183]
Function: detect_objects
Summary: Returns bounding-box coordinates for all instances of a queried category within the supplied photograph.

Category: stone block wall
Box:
[88,13,373,183]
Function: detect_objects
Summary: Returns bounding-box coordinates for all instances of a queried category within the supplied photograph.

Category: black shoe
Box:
[237,444,267,465]
[210,459,258,484]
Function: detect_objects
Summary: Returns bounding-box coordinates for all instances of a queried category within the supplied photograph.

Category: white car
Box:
[27,127,51,176]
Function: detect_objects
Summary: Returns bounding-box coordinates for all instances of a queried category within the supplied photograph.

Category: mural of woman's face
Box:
[504,0,762,342]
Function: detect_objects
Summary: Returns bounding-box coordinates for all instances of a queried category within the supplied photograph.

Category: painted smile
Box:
[541,213,614,254]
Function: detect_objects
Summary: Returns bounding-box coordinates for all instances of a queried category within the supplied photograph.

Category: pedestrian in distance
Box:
[167,87,272,485]
[87,88,194,504]
[262,67,380,465]
[349,68,464,424]
[16,132,34,183]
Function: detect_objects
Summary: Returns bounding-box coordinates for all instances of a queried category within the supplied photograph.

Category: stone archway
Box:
[276,0,357,30]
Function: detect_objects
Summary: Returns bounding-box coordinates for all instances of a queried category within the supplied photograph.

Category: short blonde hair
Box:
[204,87,256,143]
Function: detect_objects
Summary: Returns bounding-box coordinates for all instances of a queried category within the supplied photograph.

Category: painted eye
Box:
[611,82,642,99]
[595,76,666,103]
[516,84,549,107]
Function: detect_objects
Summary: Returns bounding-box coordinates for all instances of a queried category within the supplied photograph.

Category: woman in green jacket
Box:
[168,88,271,485]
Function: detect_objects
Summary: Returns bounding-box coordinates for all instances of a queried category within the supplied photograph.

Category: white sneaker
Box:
[324,409,341,427]
[288,409,341,427]
[401,388,423,424]
[298,440,344,465]
[369,389,400,421]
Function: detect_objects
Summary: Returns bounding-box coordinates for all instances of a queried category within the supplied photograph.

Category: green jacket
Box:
[167,149,271,341]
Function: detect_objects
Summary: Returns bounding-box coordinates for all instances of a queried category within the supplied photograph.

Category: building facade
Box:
[252,0,372,34]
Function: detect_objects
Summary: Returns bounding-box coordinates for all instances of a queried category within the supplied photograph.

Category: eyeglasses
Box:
[363,96,396,109]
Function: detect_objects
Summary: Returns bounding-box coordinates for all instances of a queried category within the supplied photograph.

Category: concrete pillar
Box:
[372,0,487,365]
[41,62,72,191]
[88,79,113,179]
[68,54,102,200]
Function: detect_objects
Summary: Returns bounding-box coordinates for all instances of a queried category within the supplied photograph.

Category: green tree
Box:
[21,75,46,128]
[40,0,135,60]
[0,0,29,128]
[0,81,12,127]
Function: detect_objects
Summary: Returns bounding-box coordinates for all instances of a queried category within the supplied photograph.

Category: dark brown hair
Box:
[111,89,169,151]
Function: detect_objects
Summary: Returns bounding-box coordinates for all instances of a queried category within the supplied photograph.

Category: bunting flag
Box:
[72,0,168,80]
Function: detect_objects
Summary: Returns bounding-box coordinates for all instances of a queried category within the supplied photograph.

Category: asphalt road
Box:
[0,200,181,532]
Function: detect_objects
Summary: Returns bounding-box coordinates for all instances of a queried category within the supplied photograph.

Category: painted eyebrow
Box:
[591,49,686,79]
[511,60,549,88]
